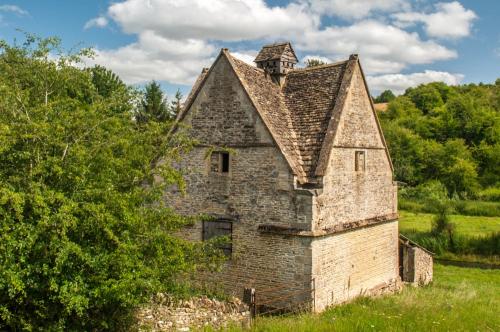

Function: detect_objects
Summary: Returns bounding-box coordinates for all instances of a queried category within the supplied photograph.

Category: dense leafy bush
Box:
[0,35,222,330]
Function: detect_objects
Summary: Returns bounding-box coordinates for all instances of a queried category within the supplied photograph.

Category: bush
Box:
[0,35,223,331]
[477,187,500,202]
[453,200,500,217]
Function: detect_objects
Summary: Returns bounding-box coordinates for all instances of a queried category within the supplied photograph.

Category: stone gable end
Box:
[333,64,384,148]
[183,55,274,146]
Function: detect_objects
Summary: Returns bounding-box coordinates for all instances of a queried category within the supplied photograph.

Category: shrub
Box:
[0,35,223,331]
[477,187,500,202]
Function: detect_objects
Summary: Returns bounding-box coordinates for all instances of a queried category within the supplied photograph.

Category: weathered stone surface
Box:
[136,295,250,331]
[400,235,434,285]
[166,43,403,313]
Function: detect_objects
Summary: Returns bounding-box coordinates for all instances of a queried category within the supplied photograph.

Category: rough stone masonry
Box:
[165,42,402,312]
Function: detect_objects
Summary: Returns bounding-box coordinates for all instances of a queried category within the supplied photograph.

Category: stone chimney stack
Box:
[254,42,298,86]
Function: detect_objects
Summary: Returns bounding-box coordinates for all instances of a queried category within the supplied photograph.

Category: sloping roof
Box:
[178,48,390,184]
[283,62,348,176]
[254,42,298,63]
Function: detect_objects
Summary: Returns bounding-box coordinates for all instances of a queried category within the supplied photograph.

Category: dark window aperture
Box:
[355,151,365,172]
[221,152,229,172]
[203,220,232,256]
[210,151,230,173]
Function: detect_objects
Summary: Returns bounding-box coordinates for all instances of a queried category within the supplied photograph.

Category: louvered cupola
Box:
[254,42,298,86]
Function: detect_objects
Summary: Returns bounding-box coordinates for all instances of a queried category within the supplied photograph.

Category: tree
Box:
[0,35,222,331]
[374,90,396,103]
[170,89,183,119]
[305,58,326,67]
[136,81,172,123]
[88,65,126,98]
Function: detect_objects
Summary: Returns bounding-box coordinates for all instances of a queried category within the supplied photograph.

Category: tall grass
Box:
[399,198,500,217]
[222,265,500,332]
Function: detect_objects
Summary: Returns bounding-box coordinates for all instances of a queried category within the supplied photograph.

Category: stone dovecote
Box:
[169,42,403,312]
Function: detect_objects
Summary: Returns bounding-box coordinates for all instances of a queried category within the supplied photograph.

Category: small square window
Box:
[203,220,232,256]
[210,151,230,173]
[355,151,365,172]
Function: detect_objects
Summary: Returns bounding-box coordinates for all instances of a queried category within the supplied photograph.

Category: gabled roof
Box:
[178,48,392,184]
[254,42,298,63]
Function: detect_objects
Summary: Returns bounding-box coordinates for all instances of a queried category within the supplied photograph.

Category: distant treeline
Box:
[376,80,500,200]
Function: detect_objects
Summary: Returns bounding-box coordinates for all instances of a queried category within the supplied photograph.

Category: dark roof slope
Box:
[283,62,348,176]
[254,42,298,63]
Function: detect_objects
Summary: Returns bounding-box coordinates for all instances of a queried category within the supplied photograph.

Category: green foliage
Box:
[135,80,173,123]
[477,187,500,202]
[0,35,222,330]
[374,89,395,103]
[305,58,326,67]
[380,80,500,198]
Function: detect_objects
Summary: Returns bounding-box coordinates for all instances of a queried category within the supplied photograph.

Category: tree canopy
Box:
[305,58,327,67]
[378,81,500,198]
[0,35,220,331]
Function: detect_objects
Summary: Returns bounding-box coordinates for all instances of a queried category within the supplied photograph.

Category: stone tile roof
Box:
[226,52,354,182]
[254,42,298,63]
[282,62,348,176]
[179,49,377,184]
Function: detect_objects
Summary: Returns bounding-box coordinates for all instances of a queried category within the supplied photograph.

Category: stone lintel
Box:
[258,213,398,237]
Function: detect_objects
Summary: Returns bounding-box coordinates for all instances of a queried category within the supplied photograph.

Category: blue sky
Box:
[0,1,498,97]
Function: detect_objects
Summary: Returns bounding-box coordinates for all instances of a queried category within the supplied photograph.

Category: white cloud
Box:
[307,0,408,20]
[108,0,317,41]
[0,5,28,16]
[86,0,472,88]
[367,70,464,95]
[86,31,216,85]
[231,51,258,66]
[296,20,457,74]
[84,16,108,30]
[393,1,476,38]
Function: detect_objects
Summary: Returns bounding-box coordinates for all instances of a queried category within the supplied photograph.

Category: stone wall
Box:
[314,64,397,231]
[401,242,433,285]
[165,55,313,305]
[167,55,399,312]
[311,220,400,311]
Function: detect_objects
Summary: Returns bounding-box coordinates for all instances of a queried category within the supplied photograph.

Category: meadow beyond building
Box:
[167,42,401,311]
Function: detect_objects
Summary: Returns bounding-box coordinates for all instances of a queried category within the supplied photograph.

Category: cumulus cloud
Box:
[84,16,109,30]
[231,51,258,66]
[393,1,476,38]
[108,0,317,41]
[0,4,28,16]
[86,31,216,84]
[307,0,408,20]
[296,20,457,74]
[85,0,472,90]
[367,70,464,95]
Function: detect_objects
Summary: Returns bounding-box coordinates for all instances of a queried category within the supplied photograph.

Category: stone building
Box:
[167,42,400,312]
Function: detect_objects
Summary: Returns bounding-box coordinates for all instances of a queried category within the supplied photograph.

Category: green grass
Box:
[223,264,500,332]
[399,211,499,264]
[399,199,500,217]
[399,211,500,237]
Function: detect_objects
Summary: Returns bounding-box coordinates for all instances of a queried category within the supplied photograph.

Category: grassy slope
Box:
[225,265,500,332]
[399,211,500,237]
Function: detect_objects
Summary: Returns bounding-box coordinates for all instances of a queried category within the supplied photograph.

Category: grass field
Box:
[224,264,500,332]
[399,211,500,237]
